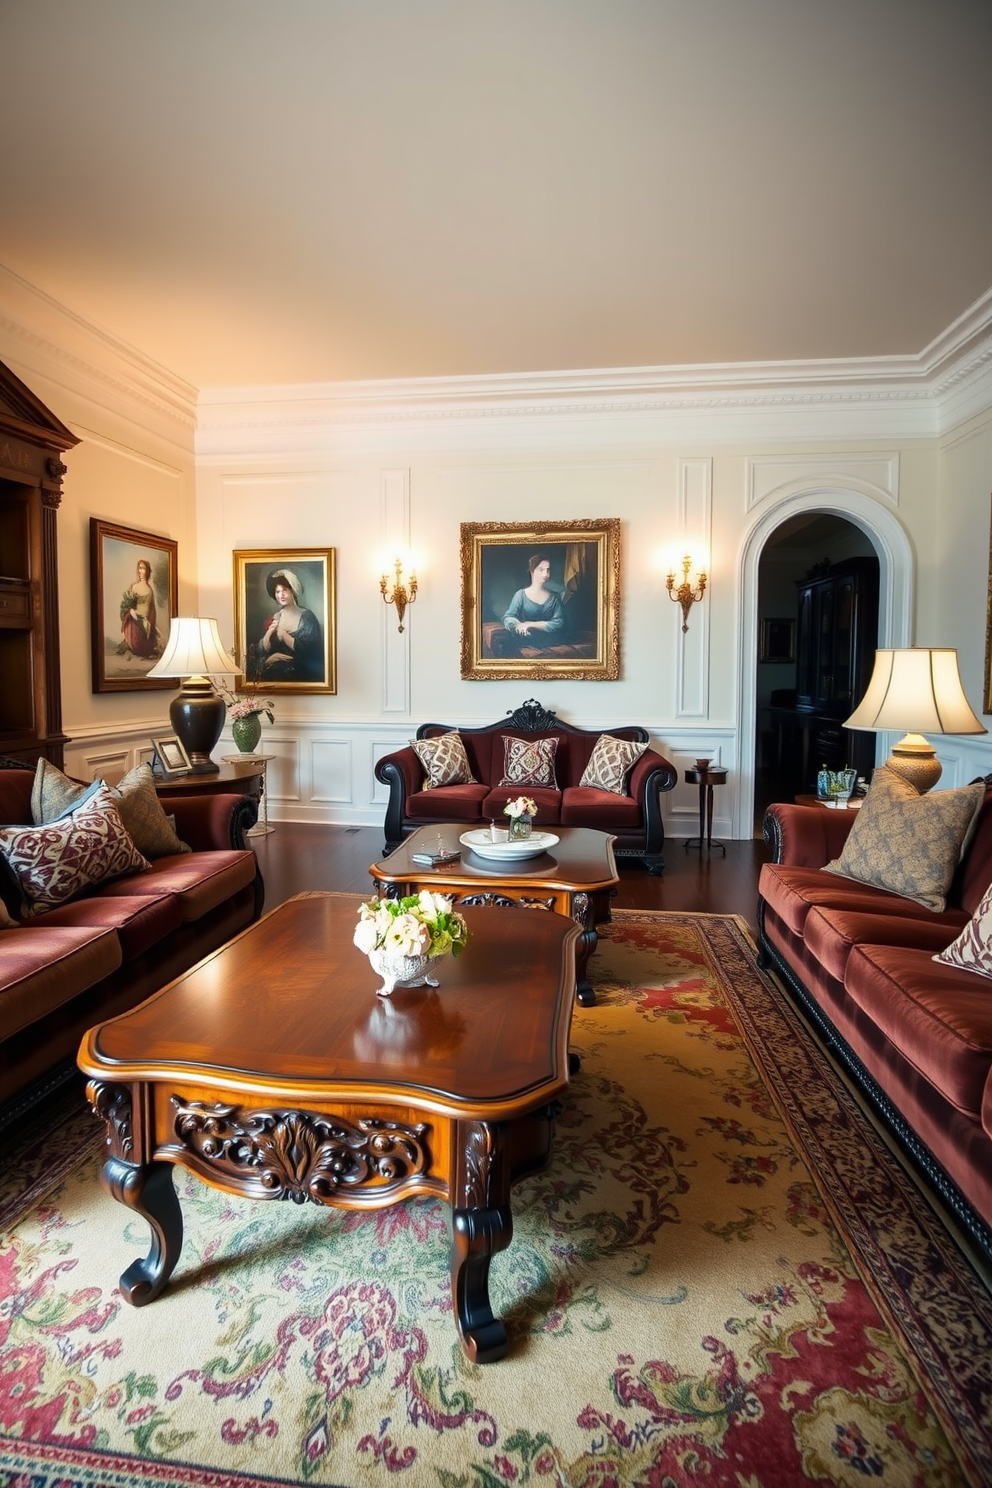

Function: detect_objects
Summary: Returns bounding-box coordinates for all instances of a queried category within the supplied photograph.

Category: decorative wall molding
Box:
[745,454,900,511]
[0,264,197,440]
[194,288,992,456]
[673,458,711,720]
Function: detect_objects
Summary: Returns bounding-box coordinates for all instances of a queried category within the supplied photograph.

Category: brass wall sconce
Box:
[666,554,707,632]
[380,557,418,632]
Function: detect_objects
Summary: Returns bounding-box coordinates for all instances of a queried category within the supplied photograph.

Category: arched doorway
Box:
[736,490,915,839]
[753,514,878,831]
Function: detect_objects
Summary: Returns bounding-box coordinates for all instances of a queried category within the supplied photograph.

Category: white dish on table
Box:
[459,829,560,862]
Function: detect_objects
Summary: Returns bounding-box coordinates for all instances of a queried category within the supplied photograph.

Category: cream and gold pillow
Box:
[411,732,476,790]
[933,878,992,980]
[579,734,648,795]
[824,766,984,912]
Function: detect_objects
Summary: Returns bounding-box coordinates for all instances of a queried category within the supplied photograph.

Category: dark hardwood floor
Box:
[249,823,771,932]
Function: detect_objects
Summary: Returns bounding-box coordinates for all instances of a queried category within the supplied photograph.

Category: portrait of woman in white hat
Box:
[253,566,323,683]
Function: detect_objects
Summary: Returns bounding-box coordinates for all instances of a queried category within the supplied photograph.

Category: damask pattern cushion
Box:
[824,766,985,912]
[0,784,151,915]
[411,732,476,790]
[579,734,648,795]
[112,764,191,857]
[34,760,190,857]
[933,879,992,980]
[498,734,560,789]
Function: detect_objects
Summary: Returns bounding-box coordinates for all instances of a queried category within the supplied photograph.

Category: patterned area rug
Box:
[2,909,991,1487]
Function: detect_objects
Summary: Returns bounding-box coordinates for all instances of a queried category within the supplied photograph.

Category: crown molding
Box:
[196,288,992,457]
[0,263,197,436]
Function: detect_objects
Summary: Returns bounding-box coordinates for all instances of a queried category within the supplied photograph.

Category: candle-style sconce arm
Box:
[666,554,707,632]
[380,558,418,632]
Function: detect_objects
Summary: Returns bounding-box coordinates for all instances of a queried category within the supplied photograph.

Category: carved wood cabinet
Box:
[0,359,78,769]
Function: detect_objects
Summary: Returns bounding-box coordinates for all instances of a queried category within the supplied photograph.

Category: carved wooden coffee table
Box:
[77,893,579,1364]
[369,825,618,1005]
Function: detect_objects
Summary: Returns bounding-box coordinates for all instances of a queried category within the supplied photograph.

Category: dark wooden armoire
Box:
[0,358,78,769]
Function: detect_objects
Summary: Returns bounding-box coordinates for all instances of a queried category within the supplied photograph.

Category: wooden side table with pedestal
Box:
[152,759,263,848]
[684,765,728,855]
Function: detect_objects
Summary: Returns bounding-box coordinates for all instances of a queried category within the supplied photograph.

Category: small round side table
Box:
[222,754,277,836]
[684,765,728,855]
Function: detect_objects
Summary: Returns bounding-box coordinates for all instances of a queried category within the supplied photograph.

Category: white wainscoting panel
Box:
[311,737,354,804]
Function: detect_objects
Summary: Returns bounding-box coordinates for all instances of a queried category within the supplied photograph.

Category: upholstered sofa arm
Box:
[625,748,678,874]
[169,793,258,852]
[762,802,857,867]
[375,747,426,855]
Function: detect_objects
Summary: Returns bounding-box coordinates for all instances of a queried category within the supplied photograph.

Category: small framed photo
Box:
[233,549,337,694]
[759,617,796,664]
[460,519,621,680]
[90,519,178,692]
[151,735,191,776]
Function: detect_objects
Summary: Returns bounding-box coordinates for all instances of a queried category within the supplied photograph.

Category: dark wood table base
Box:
[88,1080,560,1363]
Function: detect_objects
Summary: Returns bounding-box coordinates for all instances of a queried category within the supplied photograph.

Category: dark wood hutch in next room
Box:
[0,358,78,770]
[769,556,879,794]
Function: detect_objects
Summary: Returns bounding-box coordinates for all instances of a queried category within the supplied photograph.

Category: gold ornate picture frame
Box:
[233,548,337,694]
[89,518,178,693]
[460,519,620,680]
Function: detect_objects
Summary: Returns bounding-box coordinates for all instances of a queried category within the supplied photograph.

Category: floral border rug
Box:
[2,909,991,1487]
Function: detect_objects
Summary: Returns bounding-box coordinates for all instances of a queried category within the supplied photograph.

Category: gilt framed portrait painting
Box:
[90,519,178,693]
[460,519,620,680]
[232,548,337,694]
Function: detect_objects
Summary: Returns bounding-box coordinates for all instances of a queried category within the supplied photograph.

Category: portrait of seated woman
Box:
[482,550,597,660]
[247,567,324,684]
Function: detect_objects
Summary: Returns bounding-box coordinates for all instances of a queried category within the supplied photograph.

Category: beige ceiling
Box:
[2,0,991,390]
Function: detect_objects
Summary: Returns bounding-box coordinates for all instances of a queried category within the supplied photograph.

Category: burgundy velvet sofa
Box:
[374,699,678,874]
[757,780,992,1254]
[0,762,264,1127]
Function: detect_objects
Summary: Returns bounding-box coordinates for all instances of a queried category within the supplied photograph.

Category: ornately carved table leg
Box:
[571,892,597,1006]
[450,1119,513,1363]
[100,1156,184,1306]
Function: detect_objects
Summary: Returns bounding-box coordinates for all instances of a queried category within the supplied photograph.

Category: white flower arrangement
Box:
[503,796,537,819]
[354,891,469,961]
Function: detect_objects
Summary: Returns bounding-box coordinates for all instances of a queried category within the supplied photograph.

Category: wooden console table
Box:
[152,760,263,849]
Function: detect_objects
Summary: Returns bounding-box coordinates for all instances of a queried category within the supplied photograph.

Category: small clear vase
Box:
[508,814,533,841]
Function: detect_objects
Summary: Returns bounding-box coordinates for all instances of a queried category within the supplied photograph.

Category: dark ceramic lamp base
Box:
[169,680,226,773]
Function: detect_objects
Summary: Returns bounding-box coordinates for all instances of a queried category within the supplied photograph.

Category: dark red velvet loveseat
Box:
[0,761,264,1128]
[757,778,992,1254]
[374,699,678,873]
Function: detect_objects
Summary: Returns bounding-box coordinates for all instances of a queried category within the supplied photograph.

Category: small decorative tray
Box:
[459,829,560,862]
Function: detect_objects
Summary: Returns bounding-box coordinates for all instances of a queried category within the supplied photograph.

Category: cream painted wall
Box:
[194,419,992,836]
[4,272,991,836]
[0,312,198,783]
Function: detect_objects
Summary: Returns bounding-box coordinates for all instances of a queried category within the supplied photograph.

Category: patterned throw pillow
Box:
[824,765,985,912]
[112,764,191,857]
[31,757,101,823]
[34,759,190,857]
[411,732,476,790]
[579,734,648,795]
[499,735,560,789]
[933,879,992,980]
[0,784,150,915]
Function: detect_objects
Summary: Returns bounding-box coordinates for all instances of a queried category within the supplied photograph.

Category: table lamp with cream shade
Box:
[843,647,987,793]
[145,617,239,773]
